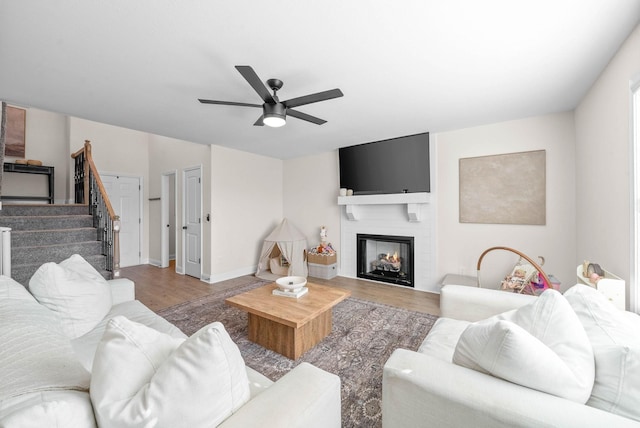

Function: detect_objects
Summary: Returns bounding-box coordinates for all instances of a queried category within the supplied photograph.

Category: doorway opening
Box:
[161,171,177,269]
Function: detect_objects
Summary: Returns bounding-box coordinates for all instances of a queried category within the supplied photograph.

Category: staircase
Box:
[0,204,109,286]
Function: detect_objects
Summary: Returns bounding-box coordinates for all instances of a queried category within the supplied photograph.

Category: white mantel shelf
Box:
[337,192,430,222]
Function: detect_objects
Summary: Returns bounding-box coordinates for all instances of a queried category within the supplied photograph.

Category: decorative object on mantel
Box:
[459,150,546,225]
[4,106,26,158]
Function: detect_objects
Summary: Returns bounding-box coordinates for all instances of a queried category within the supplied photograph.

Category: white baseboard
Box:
[202,265,257,284]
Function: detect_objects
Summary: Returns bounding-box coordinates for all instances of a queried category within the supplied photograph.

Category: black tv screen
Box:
[339,132,430,195]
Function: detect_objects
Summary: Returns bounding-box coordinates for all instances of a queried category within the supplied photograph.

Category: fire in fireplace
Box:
[357,234,414,287]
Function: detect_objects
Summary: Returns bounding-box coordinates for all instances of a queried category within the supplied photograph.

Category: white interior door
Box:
[183,167,201,278]
[101,174,141,268]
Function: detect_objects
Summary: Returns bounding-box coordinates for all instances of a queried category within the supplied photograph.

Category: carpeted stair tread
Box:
[0,215,93,230]
[0,204,89,217]
[11,252,107,269]
[11,228,97,247]
[12,241,103,262]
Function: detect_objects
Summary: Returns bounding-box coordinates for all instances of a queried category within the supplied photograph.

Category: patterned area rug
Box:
[156,280,438,428]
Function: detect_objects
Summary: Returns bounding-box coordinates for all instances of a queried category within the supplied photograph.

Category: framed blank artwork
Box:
[459,150,546,225]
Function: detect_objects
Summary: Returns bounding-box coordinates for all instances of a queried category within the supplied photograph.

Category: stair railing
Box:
[71,140,120,278]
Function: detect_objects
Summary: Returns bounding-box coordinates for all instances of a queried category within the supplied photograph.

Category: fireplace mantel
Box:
[337,192,430,222]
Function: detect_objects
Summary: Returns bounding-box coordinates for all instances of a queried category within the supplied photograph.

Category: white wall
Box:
[436,113,577,290]
[2,107,69,203]
[147,135,211,273]
[209,145,283,282]
[68,117,150,262]
[284,113,577,292]
[283,151,342,255]
[575,23,640,306]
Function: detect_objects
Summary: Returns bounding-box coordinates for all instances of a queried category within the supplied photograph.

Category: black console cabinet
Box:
[2,163,55,204]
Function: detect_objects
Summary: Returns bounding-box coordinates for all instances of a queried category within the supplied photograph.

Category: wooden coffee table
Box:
[225,282,350,359]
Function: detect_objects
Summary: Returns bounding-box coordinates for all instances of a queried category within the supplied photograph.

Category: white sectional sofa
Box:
[0,256,341,427]
[383,284,640,427]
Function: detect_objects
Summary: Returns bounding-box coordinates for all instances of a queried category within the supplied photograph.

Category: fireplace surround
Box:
[338,192,436,293]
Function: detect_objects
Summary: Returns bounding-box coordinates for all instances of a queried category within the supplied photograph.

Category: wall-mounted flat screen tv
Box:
[339,132,430,195]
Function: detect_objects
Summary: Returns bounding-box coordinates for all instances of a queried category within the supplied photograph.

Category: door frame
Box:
[182,165,202,279]
[161,170,177,269]
[99,171,144,267]
[630,77,640,313]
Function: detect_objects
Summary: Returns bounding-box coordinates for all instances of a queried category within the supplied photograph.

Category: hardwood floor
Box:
[119,263,441,316]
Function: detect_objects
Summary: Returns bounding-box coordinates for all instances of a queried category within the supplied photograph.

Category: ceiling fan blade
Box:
[287,108,327,125]
[198,99,262,108]
[253,115,264,126]
[235,65,276,104]
[283,88,343,109]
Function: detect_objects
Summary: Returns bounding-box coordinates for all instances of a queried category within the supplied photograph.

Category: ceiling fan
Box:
[198,66,343,127]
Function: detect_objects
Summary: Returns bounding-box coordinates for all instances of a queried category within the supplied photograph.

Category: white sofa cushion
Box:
[90,316,250,428]
[28,255,112,339]
[453,289,594,403]
[0,390,96,428]
[418,317,470,362]
[564,284,640,421]
[0,278,90,402]
[71,299,187,372]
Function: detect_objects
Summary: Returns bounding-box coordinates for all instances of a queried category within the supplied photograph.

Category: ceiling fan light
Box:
[263,115,286,127]
[263,103,286,127]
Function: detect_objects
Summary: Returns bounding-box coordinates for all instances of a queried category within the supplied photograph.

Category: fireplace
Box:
[357,234,414,287]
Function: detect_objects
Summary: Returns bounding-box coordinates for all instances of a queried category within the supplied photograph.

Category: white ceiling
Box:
[1,1,639,159]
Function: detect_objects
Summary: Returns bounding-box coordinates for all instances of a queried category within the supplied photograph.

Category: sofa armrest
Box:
[218,363,341,428]
[107,278,135,305]
[383,349,640,428]
[440,284,536,321]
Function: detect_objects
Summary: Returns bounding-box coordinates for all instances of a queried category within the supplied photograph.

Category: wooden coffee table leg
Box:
[247,310,333,359]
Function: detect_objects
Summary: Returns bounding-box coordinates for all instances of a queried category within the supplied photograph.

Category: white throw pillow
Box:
[453,289,594,403]
[90,316,251,428]
[60,254,109,285]
[565,284,640,421]
[29,256,112,339]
